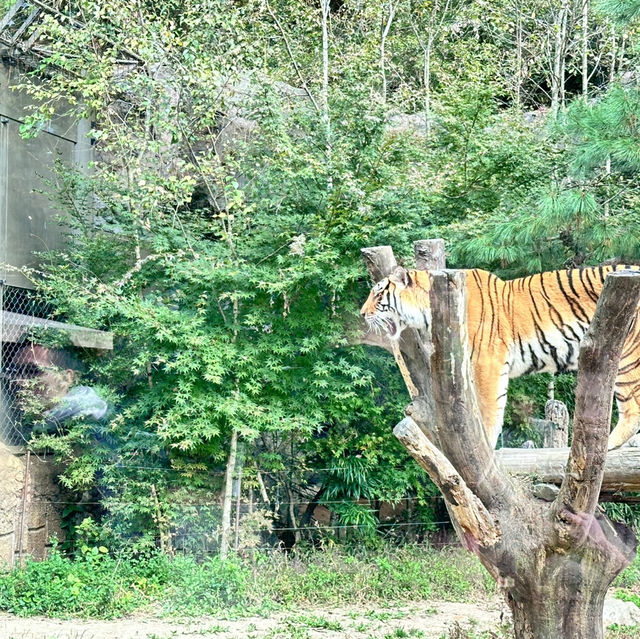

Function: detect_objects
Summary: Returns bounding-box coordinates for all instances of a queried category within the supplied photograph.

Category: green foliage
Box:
[603,501,640,531]
[0,544,165,618]
[616,548,640,588]
[160,555,251,615]
[597,0,640,24]
[253,544,490,608]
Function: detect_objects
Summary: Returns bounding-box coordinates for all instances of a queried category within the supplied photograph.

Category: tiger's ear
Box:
[389,266,410,288]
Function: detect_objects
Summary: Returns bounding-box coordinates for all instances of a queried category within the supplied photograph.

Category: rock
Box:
[603,597,640,628]
[625,434,640,447]
[532,483,559,502]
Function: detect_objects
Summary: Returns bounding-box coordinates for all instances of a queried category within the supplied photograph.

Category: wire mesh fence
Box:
[0,281,57,446]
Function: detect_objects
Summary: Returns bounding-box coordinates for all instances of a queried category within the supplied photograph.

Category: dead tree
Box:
[361,242,640,639]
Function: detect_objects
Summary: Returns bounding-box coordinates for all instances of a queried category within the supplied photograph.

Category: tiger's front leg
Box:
[472,355,510,449]
[608,402,640,450]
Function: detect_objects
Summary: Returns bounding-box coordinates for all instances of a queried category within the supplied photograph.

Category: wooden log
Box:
[427,270,514,508]
[496,447,640,495]
[543,399,569,448]
[394,416,501,548]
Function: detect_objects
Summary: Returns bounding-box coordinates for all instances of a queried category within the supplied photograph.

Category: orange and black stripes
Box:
[361,263,640,449]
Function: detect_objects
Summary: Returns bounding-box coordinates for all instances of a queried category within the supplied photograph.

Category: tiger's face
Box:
[360,266,431,339]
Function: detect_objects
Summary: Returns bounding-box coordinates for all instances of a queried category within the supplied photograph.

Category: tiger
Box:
[360,264,640,450]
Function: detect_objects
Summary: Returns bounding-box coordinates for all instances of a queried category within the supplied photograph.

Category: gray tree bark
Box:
[220,429,238,558]
[361,242,640,639]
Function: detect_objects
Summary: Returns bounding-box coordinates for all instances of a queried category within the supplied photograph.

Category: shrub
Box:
[0,546,156,617]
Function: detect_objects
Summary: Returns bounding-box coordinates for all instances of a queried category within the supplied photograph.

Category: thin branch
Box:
[265,0,321,115]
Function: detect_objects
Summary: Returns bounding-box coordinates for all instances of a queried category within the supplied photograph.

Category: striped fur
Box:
[360,264,640,449]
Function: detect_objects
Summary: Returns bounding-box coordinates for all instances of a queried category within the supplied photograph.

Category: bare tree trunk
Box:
[234,450,244,552]
[320,0,332,192]
[551,0,569,116]
[286,485,301,544]
[610,22,617,83]
[361,241,640,639]
[256,470,270,505]
[151,484,172,556]
[559,0,568,109]
[603,22,616,217]
[410,0,450,137]
[515,0,523,106]
[380,2,396,105]
[220,429,238,559]
[582,0,589,97]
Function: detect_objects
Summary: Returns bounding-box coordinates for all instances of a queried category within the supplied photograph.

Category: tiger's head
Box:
[360,266,431,339]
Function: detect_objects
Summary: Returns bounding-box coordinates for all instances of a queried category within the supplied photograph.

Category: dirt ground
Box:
[0,599,510,639]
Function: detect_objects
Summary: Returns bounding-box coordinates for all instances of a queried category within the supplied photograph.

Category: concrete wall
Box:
[0,58,90,564]
[0,59,92,288]
[0,444,65,567]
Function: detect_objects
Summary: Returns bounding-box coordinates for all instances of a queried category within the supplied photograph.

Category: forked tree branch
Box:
[555,271,640,518]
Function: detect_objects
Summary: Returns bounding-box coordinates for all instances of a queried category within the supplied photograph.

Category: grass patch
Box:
[616,553,640,590]
[0,546,167,617]
[253,544,490,609]
[0,543,491,618]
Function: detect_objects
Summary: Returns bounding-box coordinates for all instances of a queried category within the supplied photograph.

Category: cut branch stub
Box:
[414,238,446,271]
[427,270,513,509]
[360,245,397,282]
[556,271,640,518]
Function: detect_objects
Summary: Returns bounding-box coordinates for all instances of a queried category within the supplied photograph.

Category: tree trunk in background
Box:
[424,43,432,136]
[362,241,640,639]
[233,448,244,552]
[582,0,589,97]
[320,0,332,191]
[220,429,238,558]
[515,0,523,106]
[551,0,569,115]
[380,2,396,105]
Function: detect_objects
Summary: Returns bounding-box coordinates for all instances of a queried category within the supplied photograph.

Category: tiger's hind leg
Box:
[608,325,640,449]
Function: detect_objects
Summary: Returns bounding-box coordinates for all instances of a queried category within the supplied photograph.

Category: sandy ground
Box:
[0,599,510,639]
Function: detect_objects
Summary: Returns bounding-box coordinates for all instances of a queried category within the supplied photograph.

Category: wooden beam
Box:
[1,311,113,350]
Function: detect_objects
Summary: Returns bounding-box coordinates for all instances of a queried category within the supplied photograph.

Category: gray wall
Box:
[0,60,92,288]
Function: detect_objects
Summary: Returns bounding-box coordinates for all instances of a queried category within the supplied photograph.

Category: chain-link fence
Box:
[0,282,57,446]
